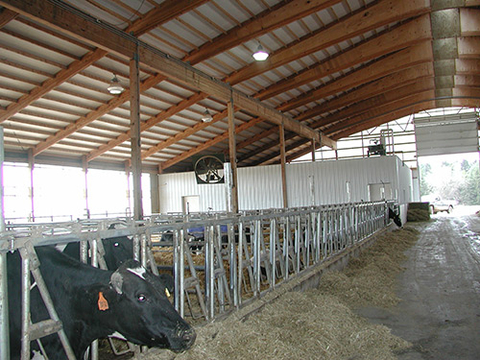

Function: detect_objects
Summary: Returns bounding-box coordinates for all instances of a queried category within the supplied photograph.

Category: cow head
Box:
[93,260,195,352]
[101,235,133,269]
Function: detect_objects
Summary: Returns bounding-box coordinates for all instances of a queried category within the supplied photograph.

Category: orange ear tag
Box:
[98,291,109,311]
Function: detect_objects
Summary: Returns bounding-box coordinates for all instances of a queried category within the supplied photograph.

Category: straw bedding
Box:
[138,226,419,360]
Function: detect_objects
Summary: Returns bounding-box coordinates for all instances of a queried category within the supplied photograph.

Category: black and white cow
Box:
[7,246,196,359]
[62,234,133,270]
[388,207,402,227]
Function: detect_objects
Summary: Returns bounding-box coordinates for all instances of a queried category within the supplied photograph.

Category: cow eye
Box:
[137,294,147,303]
[113,242,119,247]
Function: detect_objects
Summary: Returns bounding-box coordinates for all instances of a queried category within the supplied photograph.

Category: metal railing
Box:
[0,201,390,359]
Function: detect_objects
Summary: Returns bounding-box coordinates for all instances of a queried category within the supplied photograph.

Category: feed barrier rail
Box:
[0,201,391,359]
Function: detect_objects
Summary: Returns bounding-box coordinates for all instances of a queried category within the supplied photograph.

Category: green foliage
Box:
[458,164,480,205]
[419,163,434,196]
[421,158,480,205]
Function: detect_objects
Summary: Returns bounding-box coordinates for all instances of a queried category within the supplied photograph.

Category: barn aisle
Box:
[358,214,480,360]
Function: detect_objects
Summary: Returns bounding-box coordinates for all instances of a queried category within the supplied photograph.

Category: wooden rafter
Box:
[185,0,343,64]
[277,41,433,112]
[0,7,16,28]
[1,0,206,155]
[225,0,431,85]
[256,14,432,101]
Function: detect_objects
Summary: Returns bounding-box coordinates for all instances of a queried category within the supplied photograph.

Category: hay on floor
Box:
[138,227,419,360]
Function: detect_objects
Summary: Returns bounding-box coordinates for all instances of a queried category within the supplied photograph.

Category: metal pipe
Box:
[20,249,30,360]
[0,251,8,360]
[0,126,8,360]
[205,225,215,319]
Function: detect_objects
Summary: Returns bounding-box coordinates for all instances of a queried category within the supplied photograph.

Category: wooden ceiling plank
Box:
[455,58,480,74]
[0,7,17,28]
[278,41,433,112]
[185,0,343,64]
[225,0,431,85]
[1,0,335,150]
[257,14,432,100]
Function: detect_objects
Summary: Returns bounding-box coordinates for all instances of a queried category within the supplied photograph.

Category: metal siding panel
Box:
[199,184,226,212]
[238,165,283,210]
[416,120,478,156]
[158,156,413,212]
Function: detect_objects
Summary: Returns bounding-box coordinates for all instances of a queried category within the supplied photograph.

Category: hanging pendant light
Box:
[107,74,124,94]
[202,108,213,122]
[252,43,269,61]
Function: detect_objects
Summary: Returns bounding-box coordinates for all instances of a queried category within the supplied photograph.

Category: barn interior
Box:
[0,0,479,359]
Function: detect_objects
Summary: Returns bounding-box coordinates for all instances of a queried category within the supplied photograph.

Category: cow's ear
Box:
[110,270,123,294]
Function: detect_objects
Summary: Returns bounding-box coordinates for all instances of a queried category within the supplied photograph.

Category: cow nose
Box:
[180,327,196,348]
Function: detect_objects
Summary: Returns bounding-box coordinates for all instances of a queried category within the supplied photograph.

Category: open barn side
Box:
[0,201,395,358]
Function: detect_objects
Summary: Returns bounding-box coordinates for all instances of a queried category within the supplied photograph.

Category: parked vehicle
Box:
[423,195,457,214]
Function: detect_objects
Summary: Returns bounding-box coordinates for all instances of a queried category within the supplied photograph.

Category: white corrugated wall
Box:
[157,156,413,213]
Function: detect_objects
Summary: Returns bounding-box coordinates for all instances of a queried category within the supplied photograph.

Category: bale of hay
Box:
[407,208,430,222]
[407,202,431,222]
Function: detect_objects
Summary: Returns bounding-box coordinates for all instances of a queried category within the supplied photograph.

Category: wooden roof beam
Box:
[0,48,107,123]
[0,0,334,149]
[256,14,432,100]
[128,0,209,36]
[234,64,435,164]
[0,0,205,151]
[295,63,435,123]
[32,73,166,156]
[225,0,431,85]
[0,7,16,28]
[326,90,436,138]
[87,92,207,161]
[185,0,343,64]
[314,78,436,130]
[160,117,264,171]
[278,41,433,112]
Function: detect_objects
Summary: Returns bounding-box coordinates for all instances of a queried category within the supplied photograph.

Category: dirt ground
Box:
[357,212,480,360]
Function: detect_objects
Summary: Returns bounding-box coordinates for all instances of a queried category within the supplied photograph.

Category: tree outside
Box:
[419,154,480,205]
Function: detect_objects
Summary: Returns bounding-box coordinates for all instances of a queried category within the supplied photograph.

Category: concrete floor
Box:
[357,212,480,360]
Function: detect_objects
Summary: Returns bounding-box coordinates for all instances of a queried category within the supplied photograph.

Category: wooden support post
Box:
[130,50,143,220]
[279,123,288,208]
[227,98,239,213]
[311,139,316,162]
[150,173,160,214]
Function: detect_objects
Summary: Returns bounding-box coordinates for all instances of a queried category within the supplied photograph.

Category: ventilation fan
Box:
[194,155,225,184]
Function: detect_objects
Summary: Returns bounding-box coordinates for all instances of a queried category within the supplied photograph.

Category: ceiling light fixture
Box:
[252,43,269,61]
[107,74,124,95]
[201,108,213,122]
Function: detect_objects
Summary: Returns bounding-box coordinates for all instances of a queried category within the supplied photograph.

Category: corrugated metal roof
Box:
[0,0,477,173]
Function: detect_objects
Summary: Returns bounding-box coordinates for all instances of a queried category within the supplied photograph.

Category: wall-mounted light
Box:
[107,74,124,94]
[202,108,213,122]
[252,43,269,61]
